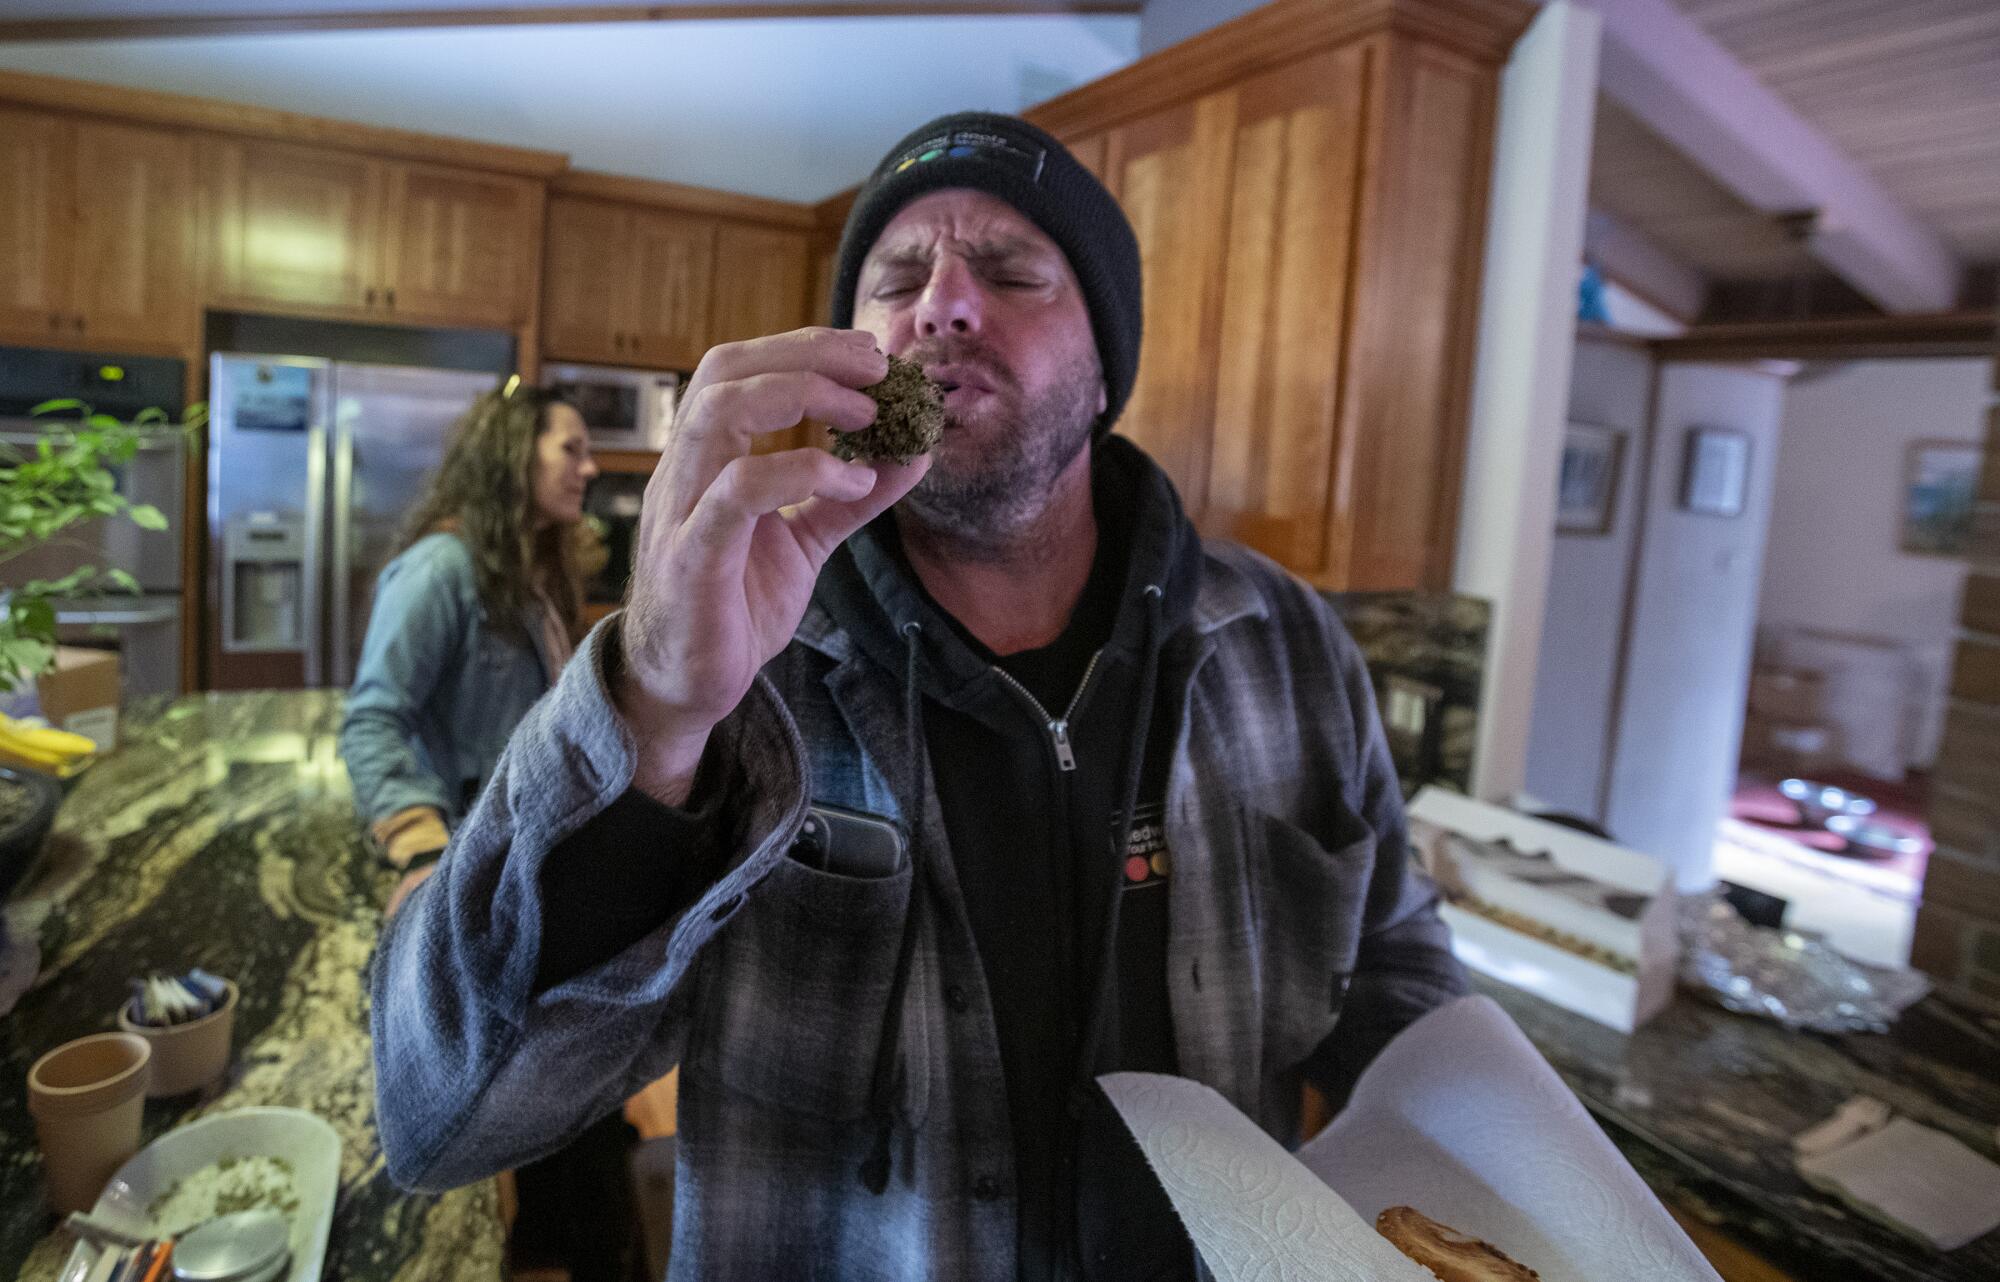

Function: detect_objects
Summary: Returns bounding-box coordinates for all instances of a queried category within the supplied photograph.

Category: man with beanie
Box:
[371,113,1466,1280]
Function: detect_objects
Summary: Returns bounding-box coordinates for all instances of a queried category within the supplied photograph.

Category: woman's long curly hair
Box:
[399,384,584,644]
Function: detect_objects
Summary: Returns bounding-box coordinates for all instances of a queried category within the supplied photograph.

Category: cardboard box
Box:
[1408,787,1678,1032]
[33,646,120,750]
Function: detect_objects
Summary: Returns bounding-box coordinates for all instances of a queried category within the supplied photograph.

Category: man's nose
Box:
[914,257,983,338]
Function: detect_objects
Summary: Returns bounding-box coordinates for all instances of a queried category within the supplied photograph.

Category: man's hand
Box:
[615,328,930,804]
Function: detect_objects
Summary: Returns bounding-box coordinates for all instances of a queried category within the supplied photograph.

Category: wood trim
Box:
[813,188,859,231]
[0,3,1144,42]
[552,169,815,229]
[593,449,663,476]
[182,357,207,696]
[1650,310,1997,361]
[0,67,568,178]
[1026,0,1530,140]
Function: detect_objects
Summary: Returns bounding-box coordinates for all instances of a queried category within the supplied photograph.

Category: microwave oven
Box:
[543,362,685,451]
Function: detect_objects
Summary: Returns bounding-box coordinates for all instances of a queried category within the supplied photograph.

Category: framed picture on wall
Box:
[1556,422,1625,535]
[1901,439,1981,556]
[1679,425,1751,518]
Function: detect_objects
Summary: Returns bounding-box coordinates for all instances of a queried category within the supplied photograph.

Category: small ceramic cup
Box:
[26,1031,152,1214]
[117,978,238,1098]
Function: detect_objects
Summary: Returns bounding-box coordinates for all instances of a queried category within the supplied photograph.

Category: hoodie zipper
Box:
[990,649,1104,772]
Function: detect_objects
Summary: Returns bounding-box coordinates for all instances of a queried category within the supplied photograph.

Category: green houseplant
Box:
[0,399,203,898]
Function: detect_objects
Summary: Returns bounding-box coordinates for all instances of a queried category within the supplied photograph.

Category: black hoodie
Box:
[818,434,1203,1280]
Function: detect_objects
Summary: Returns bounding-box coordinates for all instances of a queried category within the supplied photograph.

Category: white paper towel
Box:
[1103,996,1722,1282]
[1795,1116,2000,1250]
[1096,1072,1436,1282]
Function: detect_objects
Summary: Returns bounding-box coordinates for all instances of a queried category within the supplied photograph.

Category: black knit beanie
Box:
[829,112,1143,436]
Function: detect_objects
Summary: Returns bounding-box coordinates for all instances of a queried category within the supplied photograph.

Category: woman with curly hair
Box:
[341,383,641,1279]
[339,381,599,914]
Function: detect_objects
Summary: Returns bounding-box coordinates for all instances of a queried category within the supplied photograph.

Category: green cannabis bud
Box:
[830,353,944,464]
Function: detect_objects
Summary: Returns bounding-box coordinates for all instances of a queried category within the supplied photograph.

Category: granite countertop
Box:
[0,692,504,1281]
[1477,976,2000,1282]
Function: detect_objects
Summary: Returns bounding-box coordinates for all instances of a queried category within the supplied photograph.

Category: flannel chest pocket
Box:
[688,850,919,1122]
[1240,796,1374,1075]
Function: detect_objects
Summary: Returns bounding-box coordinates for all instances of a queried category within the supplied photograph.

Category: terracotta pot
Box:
[118,978,238,1097]
[26,1031,151,1214]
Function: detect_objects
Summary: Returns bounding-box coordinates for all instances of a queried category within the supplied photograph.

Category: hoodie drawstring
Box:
[1069,583,1164,1115]
[860,619,929,1194]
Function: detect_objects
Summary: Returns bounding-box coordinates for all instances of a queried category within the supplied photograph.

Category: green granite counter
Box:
[0,692,504,1281]
[1478,976,2000,1281]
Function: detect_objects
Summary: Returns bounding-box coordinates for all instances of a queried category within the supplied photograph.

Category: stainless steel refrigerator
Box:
[207,354,498,691]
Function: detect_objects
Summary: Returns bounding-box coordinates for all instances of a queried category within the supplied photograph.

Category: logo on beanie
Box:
[889,129,1047,184]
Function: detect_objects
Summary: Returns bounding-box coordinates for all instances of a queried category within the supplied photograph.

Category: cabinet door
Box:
[627,209,715,369]
[70,119,195,348]
[0,107,73,341]
[205,139,384,313]
[1202,47,1366,578]
[542,196,633,365]
[379,161,540,326]
[709,224,811,454]
[1100,93,1238,520]
[707,223,809,346]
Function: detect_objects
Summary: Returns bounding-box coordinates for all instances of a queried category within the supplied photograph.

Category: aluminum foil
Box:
[1678,892,1931,1034]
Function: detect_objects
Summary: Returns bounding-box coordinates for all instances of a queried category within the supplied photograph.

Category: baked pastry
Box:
[1375,1206,1542,1281]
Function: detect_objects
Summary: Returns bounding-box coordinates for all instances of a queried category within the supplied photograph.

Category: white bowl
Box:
[57,1107,340,1282]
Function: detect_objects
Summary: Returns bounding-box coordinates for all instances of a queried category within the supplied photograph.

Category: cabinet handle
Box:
[629,335,641,353]
[613,332,625,351]
[365,287,376,306]
[385,288,395,310]
[48,313,61,332]
[72,315,85,334]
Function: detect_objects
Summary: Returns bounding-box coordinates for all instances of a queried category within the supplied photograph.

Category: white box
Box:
[1408,787,1678,1032]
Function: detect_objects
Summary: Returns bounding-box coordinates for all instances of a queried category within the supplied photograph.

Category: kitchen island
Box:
[1480,976,2000,1282]
[0,691,504,1281]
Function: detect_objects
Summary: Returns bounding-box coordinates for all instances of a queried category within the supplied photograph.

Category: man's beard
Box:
[898,340,1101,556]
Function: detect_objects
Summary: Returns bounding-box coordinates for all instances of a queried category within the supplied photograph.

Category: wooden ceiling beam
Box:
[1590,0,1959,314]
[0,3,1141,43]
[1584,206,1707,322]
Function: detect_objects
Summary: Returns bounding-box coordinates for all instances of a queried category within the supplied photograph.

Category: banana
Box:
[0,713,98,775]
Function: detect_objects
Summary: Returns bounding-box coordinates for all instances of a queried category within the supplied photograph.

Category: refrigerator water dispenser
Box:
[223,515,306,651]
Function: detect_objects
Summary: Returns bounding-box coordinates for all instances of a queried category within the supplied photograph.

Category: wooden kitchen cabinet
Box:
[202,138,384,314]
[541,196,718,368]
[1200,47,1367,579]
[708,222,809,347]
[1098,93,1238,522]
[1027,0,1525,590]
[0,108,194,349]
[542,196,632,363]
[708,223,812,453]
[627,208,716,368]
[203,138,539,327]
[71,119,197,348]
[378,161,541,327]
[0,106,73,342]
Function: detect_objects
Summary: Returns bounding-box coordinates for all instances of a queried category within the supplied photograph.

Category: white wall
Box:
[1523,335,1654,819]
[1137,0,1265,54]
[1604,363,1790,887]
[1757,358,1987,770]
[1452,0,1601,802]
[0,16,1139,203]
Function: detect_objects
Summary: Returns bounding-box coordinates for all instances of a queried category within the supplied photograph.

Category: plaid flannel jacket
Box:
[369,538,1467,1281]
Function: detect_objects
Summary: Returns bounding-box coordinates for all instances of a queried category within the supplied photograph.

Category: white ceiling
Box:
[0,13,1141,202]
[0,1,1009,15]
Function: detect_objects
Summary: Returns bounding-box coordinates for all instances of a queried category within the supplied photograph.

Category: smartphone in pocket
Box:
[792,802,907,878]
